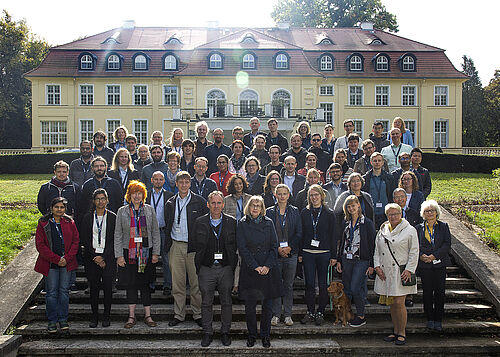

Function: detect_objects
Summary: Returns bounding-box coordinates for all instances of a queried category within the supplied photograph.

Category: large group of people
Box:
[34,117,450,348]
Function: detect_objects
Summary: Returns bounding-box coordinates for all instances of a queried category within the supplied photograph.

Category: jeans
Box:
[272,254,298,318]
[245,297,273,338]
[341,257,369,317]
[302,251,330,314]
[45,268,75,323]
[160,227,172,290]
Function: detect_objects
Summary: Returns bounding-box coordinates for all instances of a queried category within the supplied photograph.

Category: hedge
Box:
[0,151,498,174]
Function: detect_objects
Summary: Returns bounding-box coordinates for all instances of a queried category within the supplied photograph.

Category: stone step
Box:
[15,318,500,338]
[36,288,486,305]
[17,335,500,356]
[22,302,494,322]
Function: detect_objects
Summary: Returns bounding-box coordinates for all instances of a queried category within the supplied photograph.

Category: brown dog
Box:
[327,281,353,326]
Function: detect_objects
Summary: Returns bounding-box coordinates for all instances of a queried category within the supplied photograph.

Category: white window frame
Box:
[433,119,448,148]
[79,84,94,106]
[402,56,415,71]
[163,85,178,106]
[352,119,364,139]
[275,53,288,69]
[401,85,417,106]
[239,89,259,117]
[348,85,363,106]
[434,85,448,106]
[106,84,121,105]
[40,121,67,146]
[45,84,61,105]
[320,55,333,70]
[134,55,147,70]
[79,119,94,143]
[319,85,334,96]
[80,55,93,70]
[319,102,334,124]
[376,56,389,71]
[404,119,417,146]
[271,88,292,117]
[164,55,177,70]
[242,53,255,69]
[133,84,148,106]
[206,88,227,117]
[133,119,149,145]
[375,85,390,106]
[106,119,121,142]
[107,54,120,70]
[350,55,362,71]
[209,53,222,69]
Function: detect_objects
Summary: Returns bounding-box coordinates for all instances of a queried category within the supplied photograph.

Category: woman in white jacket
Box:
[374,203,419,346]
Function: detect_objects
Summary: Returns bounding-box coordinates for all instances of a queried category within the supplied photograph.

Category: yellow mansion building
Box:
[26,22,466,151]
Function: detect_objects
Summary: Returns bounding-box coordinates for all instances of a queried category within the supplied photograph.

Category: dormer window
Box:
[274,52,289,70]
[319,54,334,71]
[371,39,383,45]
[208,52,223,69]
[163,54,178,70]
[78,53,96,70]
[399,53,417,72]
[242,53,256,69]
[105,38,118,44]
[347,53,364,71]
[320,38,332,45]
[166,38,182,45]
[241,34,257,44]
[373,53,390,72]
[106,53,122,70]
[133,53,149,71]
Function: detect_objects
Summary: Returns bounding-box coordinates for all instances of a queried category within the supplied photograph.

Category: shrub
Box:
[422,152,500,174]
[0,153,80,174]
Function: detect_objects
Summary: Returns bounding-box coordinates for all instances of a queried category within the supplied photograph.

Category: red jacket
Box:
[34,217,79,276]
[209,171,234,197]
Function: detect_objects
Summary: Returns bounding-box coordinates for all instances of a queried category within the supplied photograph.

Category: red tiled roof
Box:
[26,26,465,79]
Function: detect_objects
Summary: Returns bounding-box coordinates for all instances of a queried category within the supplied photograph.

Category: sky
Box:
[4,0,498,85]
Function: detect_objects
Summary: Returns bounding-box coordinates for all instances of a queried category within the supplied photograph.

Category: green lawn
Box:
[464,210,500,253]
[0,174,51,204]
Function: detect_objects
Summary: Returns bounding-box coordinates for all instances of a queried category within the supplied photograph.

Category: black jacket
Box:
[416,220,452,270]
[308,146,332,173]
[194,213,238,273]
[107,168,140,200]
[362,170,395,205]
[369,133,390,153]
[300,206,337,259]
[69,157,94,187]
[281,147,307,170]
[247,174,266,195]
[190,177,218,201]
[164,192,209,253]
[411,165,432,199]
[404,207,423,227]
[281,173,306,206]
[243,131,265,149]
[266,204,302,256]
[337,216,376,267]
[37,179,81,218]
[180,157,195,177]
[93,146,114,166]
[80,177,123,216]
[265,132,288,153]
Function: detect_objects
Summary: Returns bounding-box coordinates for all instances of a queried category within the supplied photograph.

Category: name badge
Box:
[432,259,442,265]
[279,241,289,248]
[376,202,383,208]
[95,247,104,254]
[346,253,353,260]
[134,236,143,243]
[311,239,320,247]
[214,253,223,260]
[174,226,181,234]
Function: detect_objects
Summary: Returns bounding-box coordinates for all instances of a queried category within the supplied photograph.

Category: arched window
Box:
[242,34,257,44]
[402,55,415,71]
[239,89,258,117]
[275,53,289,69]
[164,55,177,70]
[350,55,362,71]
[166,38,182,45]
[79,54,94,70]
[376,56,389,71]
[207,89,226,117]
[107,54,120,70]
[242,53,255,69]
[209,53,222,69]
[320,38,332,45]
[272,90,291,117]
[320,55,333,71]
[134,55,147,70]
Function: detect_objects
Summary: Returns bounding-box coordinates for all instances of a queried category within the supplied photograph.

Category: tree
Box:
[271,0,398,32]
[484,70,500,146]
[461,55,488,147]
[0,10,49,148]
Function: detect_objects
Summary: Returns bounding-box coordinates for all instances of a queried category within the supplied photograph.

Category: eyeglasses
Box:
[94,197,107,201]
[311,139,321,142]
[424,209,436,213]
[400,157,410,161]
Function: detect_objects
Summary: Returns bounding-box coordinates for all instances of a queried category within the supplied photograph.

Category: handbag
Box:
[384,238,416,286]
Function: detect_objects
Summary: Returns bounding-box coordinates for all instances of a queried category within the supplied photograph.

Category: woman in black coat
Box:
[299,184,337,326]
[416,200,452,332]
[237,195,280,348]
[80,188,117,328]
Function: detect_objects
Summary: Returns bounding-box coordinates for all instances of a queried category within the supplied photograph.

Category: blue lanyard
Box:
[132,206,141,236]
[277,205,288,229]
[195,178,206,196]
[81,159,90,174]
[211,221,223,252]
[348,217,360,246]
[152,190,163,211]
[310,206,322,239]
[93,178,107,190]
[94,211,106,245]
[426,222,436,247]
[364,157,372,171]
[236,198,243,219]
[177,194,189,225]
[218,172,227,191]
[51,219,65,251]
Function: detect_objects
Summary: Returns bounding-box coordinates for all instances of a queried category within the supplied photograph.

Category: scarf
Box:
[128,203,150,272]
[230,154,245,171]
[166,169,179,189]
[50,176,71,188]
[248,215,263,224]
[247,173,258,189]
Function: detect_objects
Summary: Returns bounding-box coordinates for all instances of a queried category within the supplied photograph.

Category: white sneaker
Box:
[271,316,280,326]
[284,316,294,326]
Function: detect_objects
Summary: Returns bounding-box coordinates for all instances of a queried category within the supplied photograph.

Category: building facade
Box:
[26,23,466,152]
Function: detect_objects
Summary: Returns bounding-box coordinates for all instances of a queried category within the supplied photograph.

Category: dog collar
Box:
[334,291,344,299]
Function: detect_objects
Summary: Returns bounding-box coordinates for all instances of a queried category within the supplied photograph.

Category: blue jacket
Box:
[416,220,452,269]
[300,206,337,259]
[408,190,425,212]
[337,216,376,267]
[266,204,302,256]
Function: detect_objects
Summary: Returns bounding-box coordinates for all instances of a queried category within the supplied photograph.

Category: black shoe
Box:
[194,318,203,327]
[221,333,231,346]
[163,287,172,296]
[168,318,182,327]
[262,337,271,348]
[201,334,213,347]
[246,336,256,347]
[405,299,414,307]
[102,316,110,327]
[89,316,98,328]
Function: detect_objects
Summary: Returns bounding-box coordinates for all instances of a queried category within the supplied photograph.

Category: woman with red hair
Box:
[114,180,161,328]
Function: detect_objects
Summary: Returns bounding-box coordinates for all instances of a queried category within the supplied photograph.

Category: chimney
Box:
[360,22,374,31]
[122,20,135,29]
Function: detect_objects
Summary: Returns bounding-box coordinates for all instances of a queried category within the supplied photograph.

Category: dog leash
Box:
[328,265,334,311]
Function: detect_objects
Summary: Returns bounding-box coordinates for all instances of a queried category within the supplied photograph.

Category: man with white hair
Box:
[243,117,264,148]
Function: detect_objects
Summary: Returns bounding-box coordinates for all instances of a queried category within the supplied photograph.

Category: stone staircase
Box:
[14,257,500,356]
